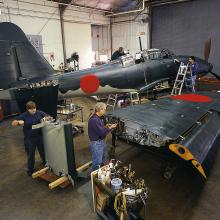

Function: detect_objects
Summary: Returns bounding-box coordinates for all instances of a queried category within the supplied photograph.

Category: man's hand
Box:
[11,120,24,127]
[174,59,180,63]
[106,123,117,129]
[41,116,53,122]
[18,120,24,126]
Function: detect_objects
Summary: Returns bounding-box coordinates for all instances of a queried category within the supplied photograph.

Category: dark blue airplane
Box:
[0,22,218,102]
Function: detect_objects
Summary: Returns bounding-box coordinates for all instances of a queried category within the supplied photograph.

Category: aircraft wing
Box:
[106,92,220,179]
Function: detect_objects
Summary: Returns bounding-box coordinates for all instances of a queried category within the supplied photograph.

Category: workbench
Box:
[57,104,83,122]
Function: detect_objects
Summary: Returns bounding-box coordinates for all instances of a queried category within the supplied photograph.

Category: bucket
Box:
[111,178,122,193]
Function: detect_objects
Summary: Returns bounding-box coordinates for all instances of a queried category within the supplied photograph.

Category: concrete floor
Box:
[0,97,220,220]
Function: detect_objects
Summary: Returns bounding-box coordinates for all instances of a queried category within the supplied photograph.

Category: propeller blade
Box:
[204,38,212,61]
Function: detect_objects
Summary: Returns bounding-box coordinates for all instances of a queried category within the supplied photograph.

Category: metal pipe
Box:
[47,0,112,13]
[110,11,150,24]
[59,6,67,67]
[106,0,191,17]
[150,0,191,6]
[9,0,58,9]
[110,17,113,56]
[10,0,107,14]
[0,10,107,25]
[139,36,143,51]
[7,5,60,17]
[1,3,109,24]
[106,0,147,17]
[10,0,111,14]
[148,6,152,49]
[112,19,141,24]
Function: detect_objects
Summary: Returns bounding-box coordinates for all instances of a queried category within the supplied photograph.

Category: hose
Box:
[114,192,127,219]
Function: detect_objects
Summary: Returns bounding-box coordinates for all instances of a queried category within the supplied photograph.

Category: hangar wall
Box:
[64,22,92,69]
[0,0,151,68]
[91,25,110,61]
[111,8,150,57]
[0,0,109,69]
[151,0,220,74]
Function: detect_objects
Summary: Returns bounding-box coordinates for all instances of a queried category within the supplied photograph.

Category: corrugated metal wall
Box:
[152,0,220,73]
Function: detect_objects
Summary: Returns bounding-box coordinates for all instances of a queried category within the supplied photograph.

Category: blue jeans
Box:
[185,75,196,92]
[89,140,106,171]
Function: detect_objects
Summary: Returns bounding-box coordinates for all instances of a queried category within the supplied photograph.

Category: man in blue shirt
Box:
[186,56,199,92]
[88,102,117,170]
[12,101,48,176]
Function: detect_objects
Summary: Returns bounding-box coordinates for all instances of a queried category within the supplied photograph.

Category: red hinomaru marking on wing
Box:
[171,94,212,103]
[80,74,100,94]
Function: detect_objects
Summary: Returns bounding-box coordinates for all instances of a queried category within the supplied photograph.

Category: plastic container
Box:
[111,178,122,193]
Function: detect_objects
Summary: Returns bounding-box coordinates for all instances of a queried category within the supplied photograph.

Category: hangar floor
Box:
[0,97,220,220]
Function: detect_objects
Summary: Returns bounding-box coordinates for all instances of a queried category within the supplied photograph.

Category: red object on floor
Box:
[171,94,212,103]
[0,100,4,121]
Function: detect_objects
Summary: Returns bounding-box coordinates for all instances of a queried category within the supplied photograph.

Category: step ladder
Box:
[106,94,118,110]
[106,92,140,110]
[171,62,194,95]
[129,92,140,105]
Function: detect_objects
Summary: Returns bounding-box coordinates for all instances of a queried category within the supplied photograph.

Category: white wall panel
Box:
[91,25,110,61]
[0,0,110,69]
[0,0,63,69]
[112,9,150,57]
[64,22,92,69]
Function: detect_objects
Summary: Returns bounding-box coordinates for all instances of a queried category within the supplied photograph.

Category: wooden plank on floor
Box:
[49,176,69,190]
[32,167,49,178]
[76,161,92,172]
[39,172,70,188]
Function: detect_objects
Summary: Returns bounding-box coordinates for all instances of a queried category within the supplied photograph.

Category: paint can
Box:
[111,178,122,193]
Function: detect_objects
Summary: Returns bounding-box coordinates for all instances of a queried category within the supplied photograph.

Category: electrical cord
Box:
[114,192,127,218]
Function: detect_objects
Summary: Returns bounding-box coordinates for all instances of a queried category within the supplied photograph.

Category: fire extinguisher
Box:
[0,100,4,121]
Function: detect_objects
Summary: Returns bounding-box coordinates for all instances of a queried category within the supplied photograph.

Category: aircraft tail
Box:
[0,22,54,90]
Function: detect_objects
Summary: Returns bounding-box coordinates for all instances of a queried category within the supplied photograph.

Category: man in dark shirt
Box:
[88,102,117,170]
[12,101,48,176]
[186,56,199,92]
[111,47,125,61]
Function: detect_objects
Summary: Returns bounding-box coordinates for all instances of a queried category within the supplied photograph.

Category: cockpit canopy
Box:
[120,54,135,67]
[141,49,161,60]
[110,48,175,68]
